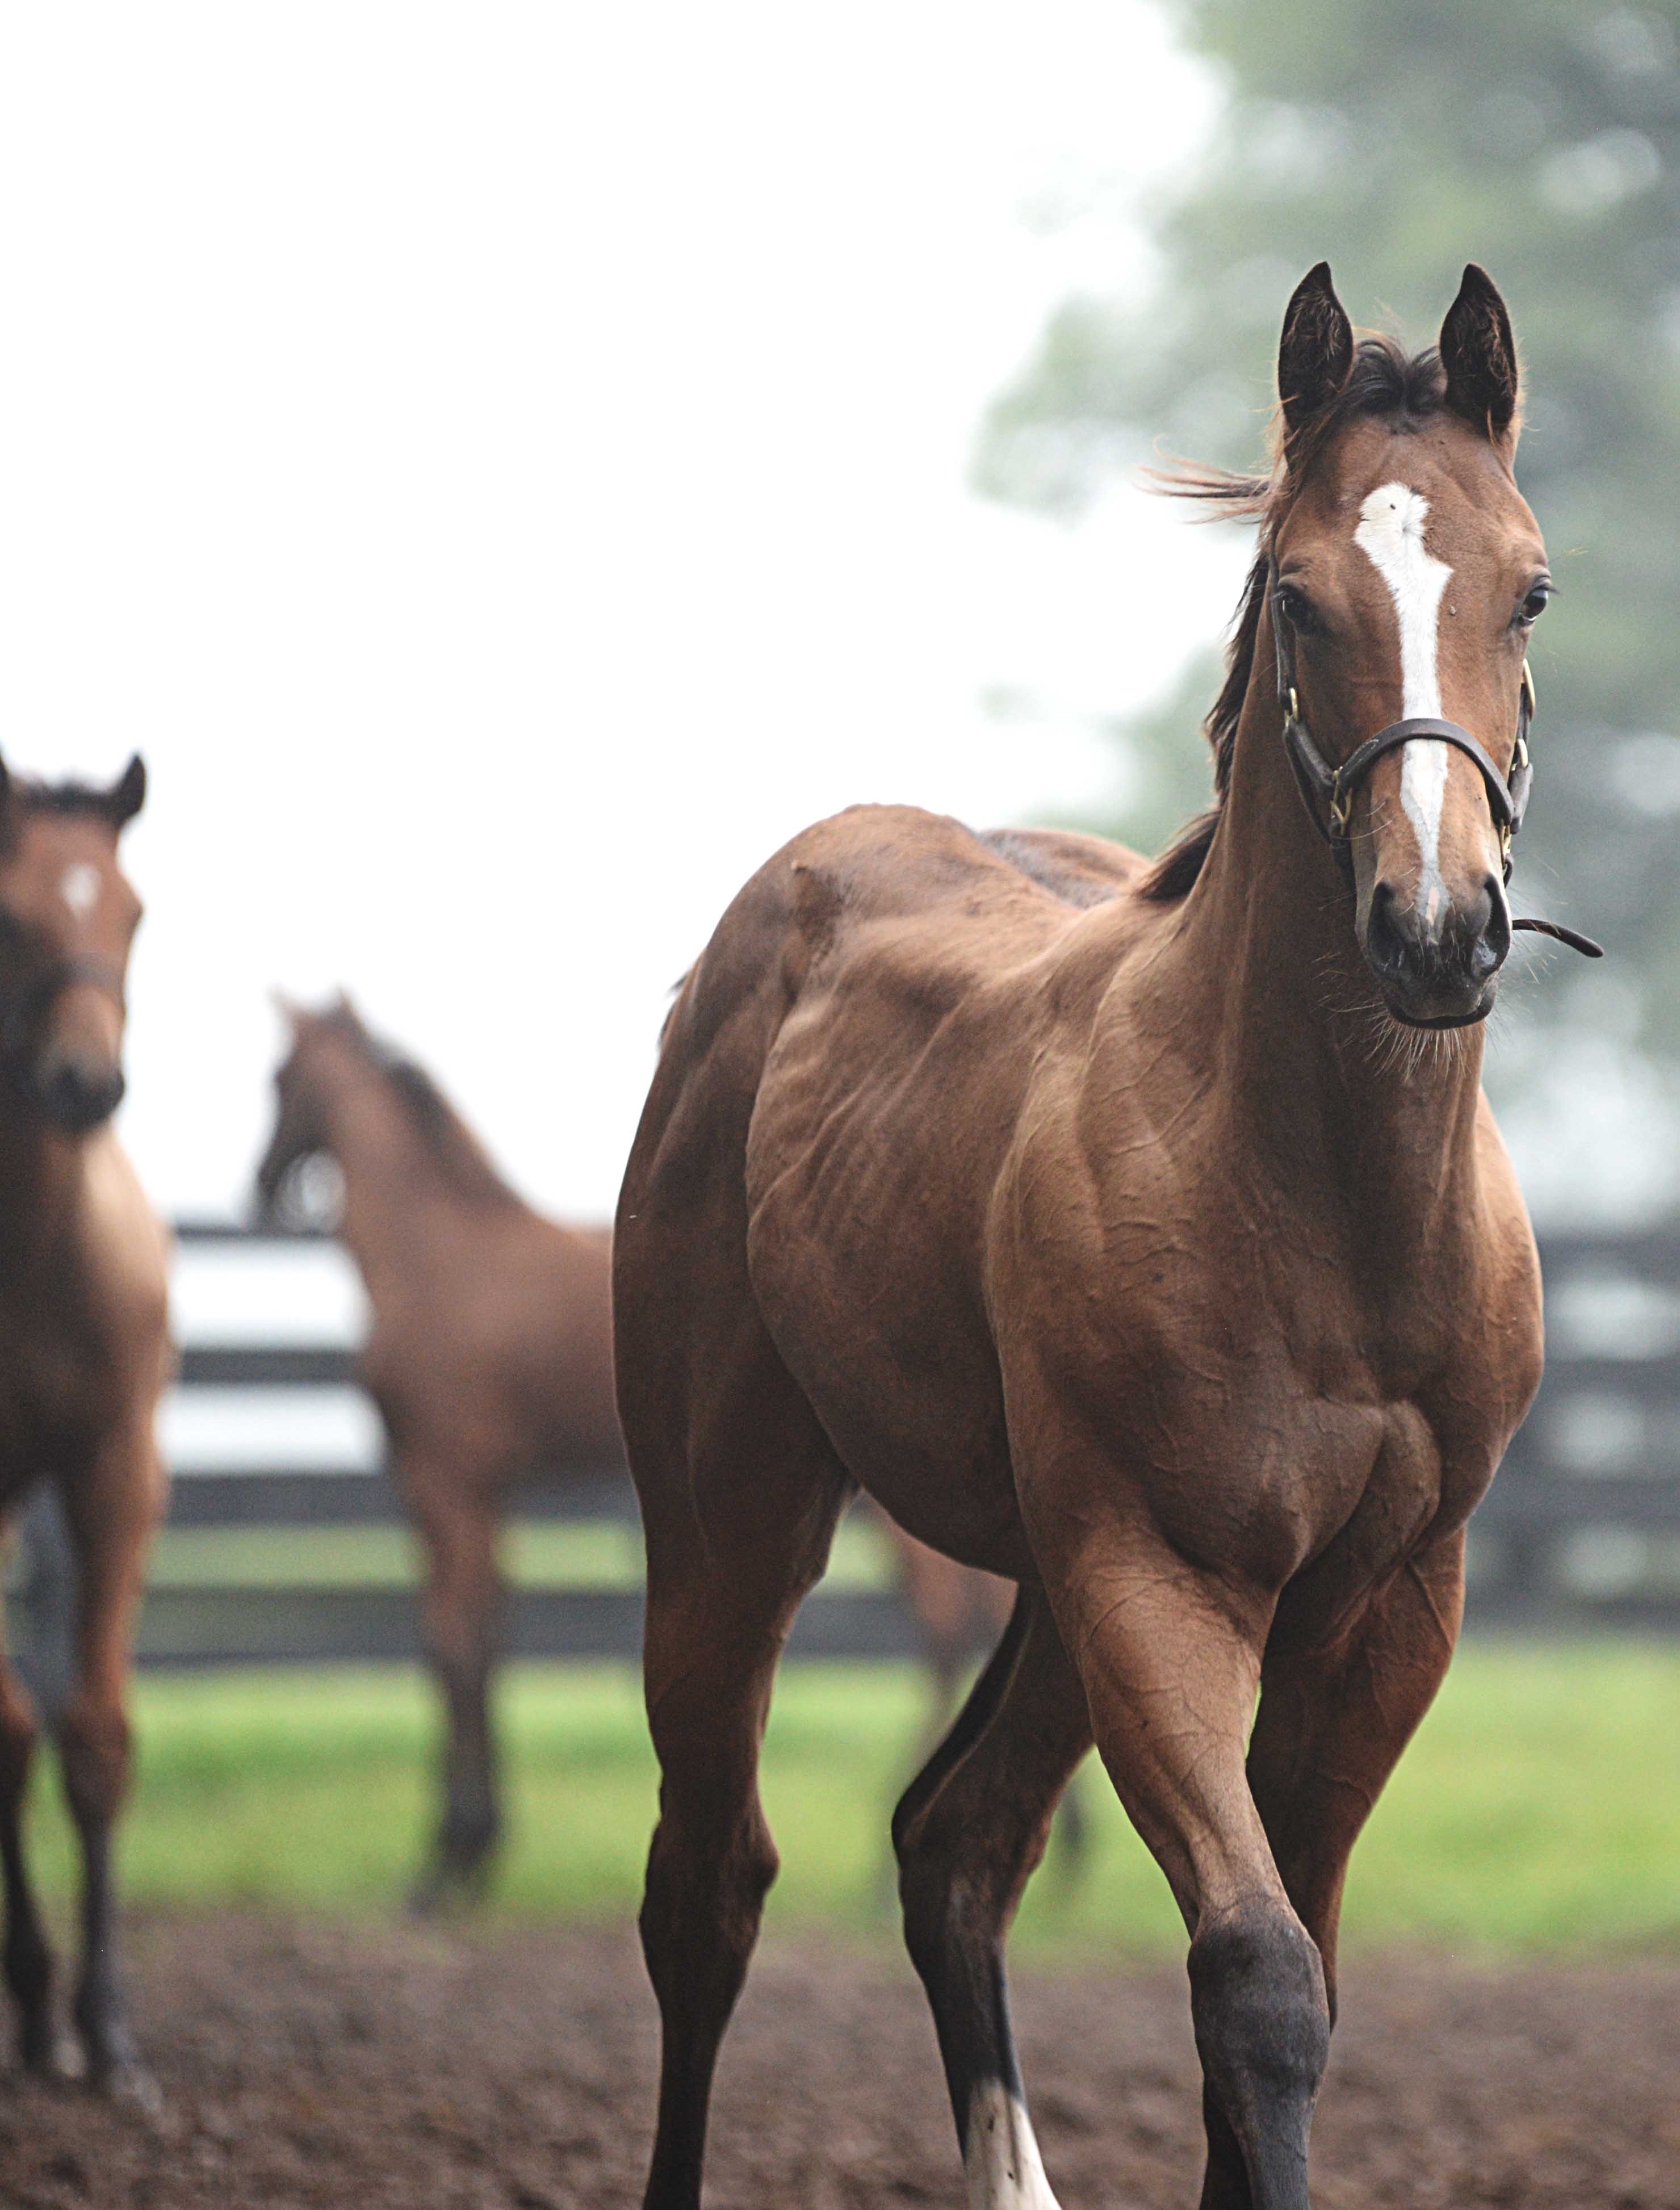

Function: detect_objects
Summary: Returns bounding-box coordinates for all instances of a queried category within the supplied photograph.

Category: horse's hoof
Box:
[18,2024,82,2082]
[407,1853,494,1919]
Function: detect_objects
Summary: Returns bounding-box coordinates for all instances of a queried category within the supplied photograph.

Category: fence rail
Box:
[15,1220,1680,1674]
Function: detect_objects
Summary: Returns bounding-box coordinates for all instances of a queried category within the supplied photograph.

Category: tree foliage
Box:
[980,0,1680,1050]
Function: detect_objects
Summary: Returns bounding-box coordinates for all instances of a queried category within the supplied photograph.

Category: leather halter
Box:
[1270,565,1602,959]
[0,952,127,1084]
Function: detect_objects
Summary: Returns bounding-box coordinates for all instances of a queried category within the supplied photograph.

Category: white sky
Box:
[0,2,1246,1223]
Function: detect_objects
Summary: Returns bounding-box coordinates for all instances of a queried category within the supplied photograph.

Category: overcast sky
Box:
[0,3,1248,1223]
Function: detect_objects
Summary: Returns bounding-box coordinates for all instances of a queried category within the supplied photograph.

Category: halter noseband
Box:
[1271,564,1601,959]
[0,953,128,1084]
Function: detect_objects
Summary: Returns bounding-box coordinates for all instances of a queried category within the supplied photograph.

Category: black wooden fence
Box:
[126,1221,916,1667]
[16,1221,1680,1675]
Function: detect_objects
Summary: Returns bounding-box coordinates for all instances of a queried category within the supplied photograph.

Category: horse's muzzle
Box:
[1362,872,1511,1029]
[32,1052,125,1133]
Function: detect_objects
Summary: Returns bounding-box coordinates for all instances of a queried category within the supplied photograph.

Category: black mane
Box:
[325,1005,521,1209]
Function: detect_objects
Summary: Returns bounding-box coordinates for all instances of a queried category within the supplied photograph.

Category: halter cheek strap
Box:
[1271,567,1601,960]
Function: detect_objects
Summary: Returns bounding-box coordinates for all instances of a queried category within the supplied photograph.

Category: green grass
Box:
[16,1645,1680,1955]
[144,1516,893,1592]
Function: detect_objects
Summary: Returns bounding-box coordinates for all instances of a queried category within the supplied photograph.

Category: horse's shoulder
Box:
[79,1136,169,1312]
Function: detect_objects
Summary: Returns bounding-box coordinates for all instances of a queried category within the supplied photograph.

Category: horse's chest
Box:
[0,1302,112,1482]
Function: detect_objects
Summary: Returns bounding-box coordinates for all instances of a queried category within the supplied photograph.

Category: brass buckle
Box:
[1522,659,1537,719]
[1328,779,1352,837]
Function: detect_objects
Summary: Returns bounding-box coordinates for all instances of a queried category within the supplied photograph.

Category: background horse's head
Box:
[1266,264,1547,1029]
[0,755,146,1134]
[255,993,361,1224]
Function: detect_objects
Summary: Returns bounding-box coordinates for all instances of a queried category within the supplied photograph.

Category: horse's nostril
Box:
[1364,879,1410,981]
[1472,873,1513,979]
[37,1059,125,1133]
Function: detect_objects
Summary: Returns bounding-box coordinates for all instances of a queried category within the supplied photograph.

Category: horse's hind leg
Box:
[631,1374,850,2210]
[894,1583,1092,2209]
[0,1634,57,2073]
[403,1458,504,1912]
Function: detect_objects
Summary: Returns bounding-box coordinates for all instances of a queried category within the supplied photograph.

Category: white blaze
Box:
[1353,481,1453,919]
[60,862,101,917]
[962,2082,1062,2210]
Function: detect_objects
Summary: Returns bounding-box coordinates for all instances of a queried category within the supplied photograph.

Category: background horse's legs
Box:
[0,1632,56,2072]
[633,1404,850,2210]
[893,1583,1091,2210]
[1054,1540,1326,2210]
[404,1463,504,1912]
[55,1436,161,2103]
[1247,1530,1467,2022]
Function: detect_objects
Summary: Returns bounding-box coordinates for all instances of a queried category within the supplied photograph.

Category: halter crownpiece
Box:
[1270,564,1602,959]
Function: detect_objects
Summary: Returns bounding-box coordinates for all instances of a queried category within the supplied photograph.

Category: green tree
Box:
[980,0,1680,1061]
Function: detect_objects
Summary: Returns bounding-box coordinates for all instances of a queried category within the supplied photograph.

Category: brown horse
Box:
[0,755,169,2102]
[615,265,1597,2209]
[871,1508,1088,1885]
[255,997,625,1907]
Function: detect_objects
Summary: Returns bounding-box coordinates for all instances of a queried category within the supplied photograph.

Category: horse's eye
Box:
[1275,586,1319,636]
[1519,584,1552,625]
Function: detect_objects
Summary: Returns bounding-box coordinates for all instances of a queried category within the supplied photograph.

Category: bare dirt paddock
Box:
[2,1915,1678,2208]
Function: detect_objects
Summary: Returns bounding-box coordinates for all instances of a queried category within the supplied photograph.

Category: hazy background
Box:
[4,0,1675,1230]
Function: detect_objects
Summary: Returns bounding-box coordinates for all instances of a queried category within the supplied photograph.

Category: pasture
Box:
[6,1646,1680,2209]
[16,1645,1680,1952]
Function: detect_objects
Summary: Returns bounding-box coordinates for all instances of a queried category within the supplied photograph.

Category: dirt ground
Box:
[0,1915,1676,2208]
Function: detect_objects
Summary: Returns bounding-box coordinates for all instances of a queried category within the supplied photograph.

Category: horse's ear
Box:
[271,987,306,1033]
[1277,262,1354,443]
[106,753,146,828]
[1439,265,1520,443]
[0,752,10,813]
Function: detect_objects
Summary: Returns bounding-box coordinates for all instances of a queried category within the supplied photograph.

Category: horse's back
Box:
[629,805,1108,1207]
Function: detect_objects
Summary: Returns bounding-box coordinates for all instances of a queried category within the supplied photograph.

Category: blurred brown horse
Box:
[255,997,625,1906]
[0,755,170,2100]
[615,266,1585,2209]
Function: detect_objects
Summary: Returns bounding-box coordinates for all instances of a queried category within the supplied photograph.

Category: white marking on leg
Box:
[963,2080,1062,2210]
[1353,482,1454,922]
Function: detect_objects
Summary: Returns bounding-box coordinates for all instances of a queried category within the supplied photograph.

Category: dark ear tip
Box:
[1289,261,1335,304]
[110,752,146,826]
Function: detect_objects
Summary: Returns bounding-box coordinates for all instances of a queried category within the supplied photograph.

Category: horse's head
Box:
[0,755,145,1133]
[255,992,359,1223]
[1267,264,1548,1029]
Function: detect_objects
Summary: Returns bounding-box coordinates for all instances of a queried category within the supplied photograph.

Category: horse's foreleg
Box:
[894,1582,1091,2210]
[407,1470,504,1911]
[0,1642,57,2073]
[1062,1541,1326,2210]
[1247,1529,1466,2020]
[55,1434,162,2101]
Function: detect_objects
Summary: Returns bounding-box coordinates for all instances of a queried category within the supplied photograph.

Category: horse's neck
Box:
[1165,684,1488,1240]
[320,1073,462,1289]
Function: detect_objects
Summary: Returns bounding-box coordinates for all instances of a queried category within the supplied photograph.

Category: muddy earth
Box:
[0,1916,1675,2207]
